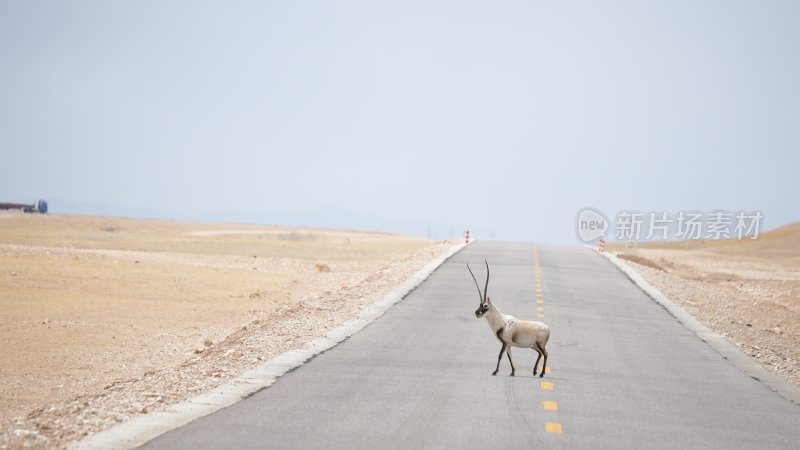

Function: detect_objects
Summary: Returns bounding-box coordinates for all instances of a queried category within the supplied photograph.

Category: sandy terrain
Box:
[0,213,458,448]
[609,222,800,389]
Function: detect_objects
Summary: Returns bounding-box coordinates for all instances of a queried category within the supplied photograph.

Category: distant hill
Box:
[712,221,800,258]
[631,221,800,258]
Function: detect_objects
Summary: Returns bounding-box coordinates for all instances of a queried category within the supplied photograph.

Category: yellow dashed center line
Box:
[546,422,563,434]
[543,400,558,411]
[535,247,563,436]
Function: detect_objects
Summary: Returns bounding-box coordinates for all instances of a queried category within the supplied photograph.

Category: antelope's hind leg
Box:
[536,343,548,378]
[533,347,543,377]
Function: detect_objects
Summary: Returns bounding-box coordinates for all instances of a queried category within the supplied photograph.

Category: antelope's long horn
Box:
[467,264,484,301]
[484,260,490,300]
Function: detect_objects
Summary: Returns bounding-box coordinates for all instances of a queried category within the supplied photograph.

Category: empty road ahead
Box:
[141,241,799,449]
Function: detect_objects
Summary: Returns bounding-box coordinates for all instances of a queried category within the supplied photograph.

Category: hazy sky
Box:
[2,1,798,242]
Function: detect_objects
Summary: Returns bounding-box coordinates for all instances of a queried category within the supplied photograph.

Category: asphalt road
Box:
[140,241,799,449]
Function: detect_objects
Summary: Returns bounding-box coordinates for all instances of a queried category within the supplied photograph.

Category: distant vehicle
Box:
[0,199,48,213]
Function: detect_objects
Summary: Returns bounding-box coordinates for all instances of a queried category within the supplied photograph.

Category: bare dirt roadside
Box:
[0,214,461,449]
[608,222,800,391]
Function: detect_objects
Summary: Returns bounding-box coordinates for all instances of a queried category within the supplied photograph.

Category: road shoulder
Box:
[599,249,800,405]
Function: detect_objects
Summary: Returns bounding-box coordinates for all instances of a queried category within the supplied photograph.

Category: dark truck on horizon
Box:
[0,199,48,214]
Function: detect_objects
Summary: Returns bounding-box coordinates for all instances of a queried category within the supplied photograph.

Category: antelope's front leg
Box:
[506,347,515,376]
[493,342,507,376]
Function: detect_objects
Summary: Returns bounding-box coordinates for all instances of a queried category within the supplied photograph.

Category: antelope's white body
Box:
[481,300,550,350]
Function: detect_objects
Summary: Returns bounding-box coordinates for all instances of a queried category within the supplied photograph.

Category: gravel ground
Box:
[0,231,458,449]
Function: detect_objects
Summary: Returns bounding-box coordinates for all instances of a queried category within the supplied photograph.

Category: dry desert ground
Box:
[609,222,800,390]
[3,213,797,448]
[0,213,458,448]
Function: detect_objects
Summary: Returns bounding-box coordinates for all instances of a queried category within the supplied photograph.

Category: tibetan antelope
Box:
[468,261,550,377]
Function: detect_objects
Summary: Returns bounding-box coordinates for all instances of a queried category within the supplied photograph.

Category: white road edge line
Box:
[71,241,469,450]
[597,248,800,406]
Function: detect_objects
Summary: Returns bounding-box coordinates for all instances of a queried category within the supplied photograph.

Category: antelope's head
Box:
[468,261,491,318]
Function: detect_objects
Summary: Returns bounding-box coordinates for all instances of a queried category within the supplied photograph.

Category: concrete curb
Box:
[598,249,800,406]
[71,241,468,449]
